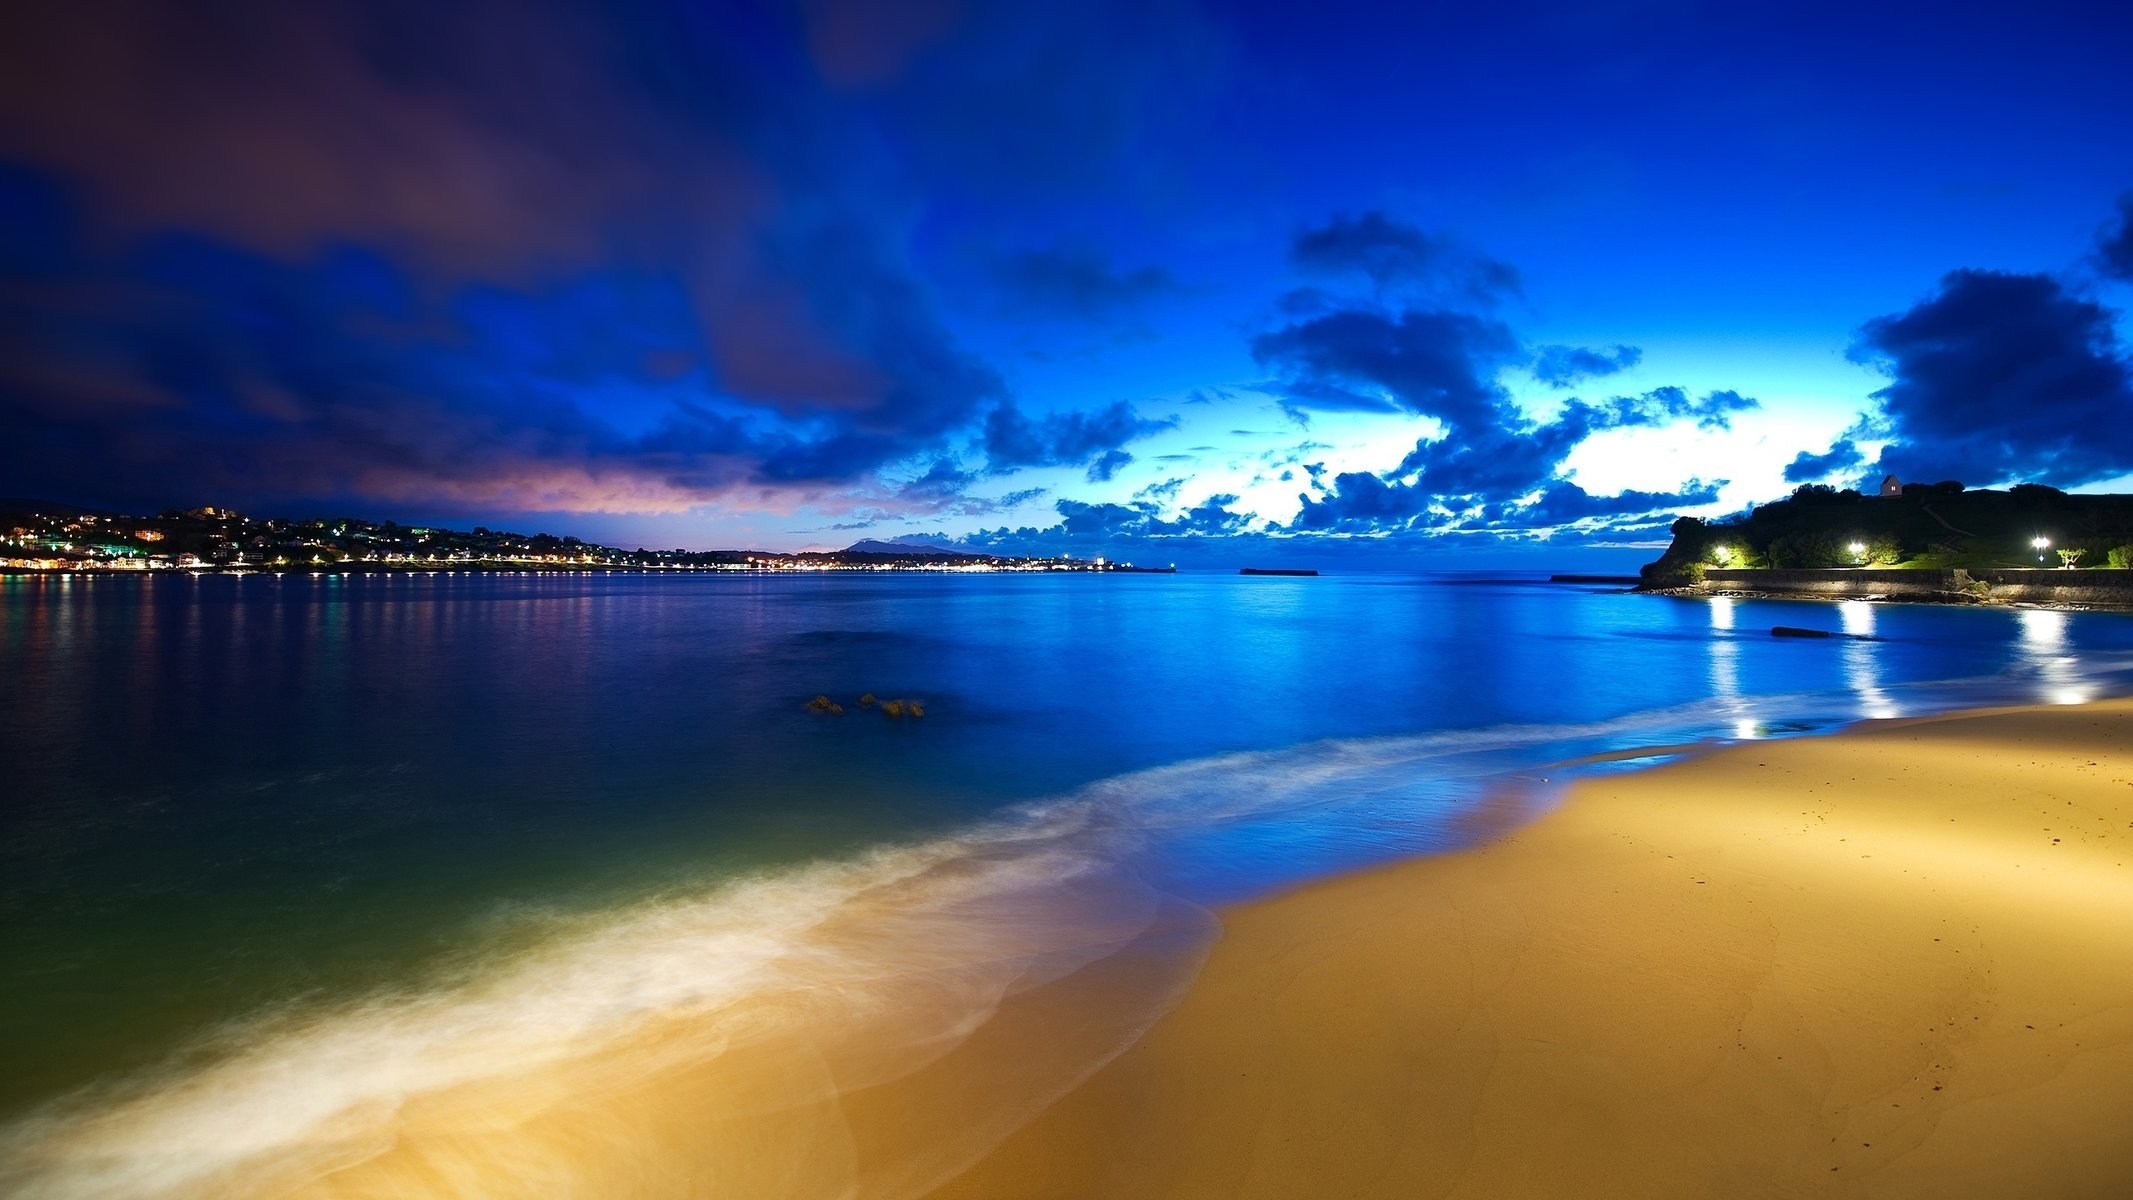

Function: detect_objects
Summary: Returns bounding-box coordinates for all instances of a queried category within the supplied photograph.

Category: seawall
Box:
[1693,567,2133,606]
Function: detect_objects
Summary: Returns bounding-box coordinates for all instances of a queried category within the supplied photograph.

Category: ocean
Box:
[5,570,2131,1196]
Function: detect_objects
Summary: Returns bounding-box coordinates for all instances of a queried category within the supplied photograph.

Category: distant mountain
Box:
[841,538,974,556]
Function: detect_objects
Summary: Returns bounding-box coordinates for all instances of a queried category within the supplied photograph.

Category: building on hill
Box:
[1879,474,1903,497]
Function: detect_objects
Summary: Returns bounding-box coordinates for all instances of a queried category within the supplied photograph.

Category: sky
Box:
[2,0,2131,569]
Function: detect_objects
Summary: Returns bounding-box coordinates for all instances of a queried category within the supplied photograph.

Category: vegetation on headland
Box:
[0,501,1148,574]
[1639,482,2133,587]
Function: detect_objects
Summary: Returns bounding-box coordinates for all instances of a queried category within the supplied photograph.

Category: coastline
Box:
[925,699,2133,1199]
[1641,584,2133,615]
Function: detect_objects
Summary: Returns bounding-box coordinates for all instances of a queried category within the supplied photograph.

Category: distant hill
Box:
[841,538,973,556]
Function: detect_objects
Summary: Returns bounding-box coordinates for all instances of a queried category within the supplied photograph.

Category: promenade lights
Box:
[1710,544,1733,566]
[2032,535,2051,564]
[1846,541,1865,565]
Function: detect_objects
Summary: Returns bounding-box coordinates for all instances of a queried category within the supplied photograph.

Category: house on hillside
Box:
[1879,474,1903,497]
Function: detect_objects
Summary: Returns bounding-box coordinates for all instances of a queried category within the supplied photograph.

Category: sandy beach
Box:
[926,700,2133,1199]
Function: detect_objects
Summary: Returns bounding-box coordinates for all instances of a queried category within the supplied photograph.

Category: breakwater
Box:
[1692,567,2133,606]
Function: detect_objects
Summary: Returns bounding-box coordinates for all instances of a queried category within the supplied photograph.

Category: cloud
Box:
[1392,386,1753,500]
[1530,343,1643,388]
[1782,439,1866,483]
[0,0,1227,522]
[1279,385,1751,535]
[1291,470,1722,535]
[0,2,1048,519]
[1133,476,1187,503]
[1252,307,1521,429]
[2098,193,2133,282]
[1288,471,1439,532]
[1086,448,1134,481]
[957,492,1256,556]
[1852,268,2133,487]
[1254,245,1756,536]
[980,399,1174,471]
[1507,479,1723,526]
[1289,211,1522,301]
[989,246,1176,320]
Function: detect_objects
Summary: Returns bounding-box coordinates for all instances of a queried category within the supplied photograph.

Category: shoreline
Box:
[1642,583,2133,614]
[924,699,2133,1198]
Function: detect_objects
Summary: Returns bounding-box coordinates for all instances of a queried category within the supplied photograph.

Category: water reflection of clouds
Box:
[2017,608,2092,705]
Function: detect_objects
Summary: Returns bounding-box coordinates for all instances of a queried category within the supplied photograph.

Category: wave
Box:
[7,649,2132,1198]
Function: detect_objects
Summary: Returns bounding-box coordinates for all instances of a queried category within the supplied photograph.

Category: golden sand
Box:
[927,701,2133,1198]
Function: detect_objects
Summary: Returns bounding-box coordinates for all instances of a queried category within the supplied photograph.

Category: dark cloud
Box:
[1530,343,1643,388]
[897,457,980,500]
[2097,193,2133,282]
[0,196,1017,514]
[1288,471,1439,532]
[957,492,1255,557]
[1252,307,1522,429]
[980,400,1174,471]
[1134,476,1188,503]
[1852,269,2133,487]
[989,246,1176,320]
[0,0,1218,521]
[1289,212,1522,301]
[1782,439,1866,483]
[1254,283,1749,513]
[888,461,1047,518]
[1086,448,1134,481]
[1280,385,1750,535]
[1390,387,1752,503]
[1292,470,1721,535]
[1508,480,1722,526]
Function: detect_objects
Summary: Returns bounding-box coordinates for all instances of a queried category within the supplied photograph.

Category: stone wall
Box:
[1699,568,1965,599]
[1968,569,2133,605]
[1696,567,2133,606]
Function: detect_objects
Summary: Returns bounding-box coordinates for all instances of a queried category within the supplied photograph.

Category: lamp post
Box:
[2032,535,2050,565]
[1847,541,1865,566]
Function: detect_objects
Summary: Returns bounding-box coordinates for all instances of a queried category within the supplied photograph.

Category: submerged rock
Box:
[805,694,845,714]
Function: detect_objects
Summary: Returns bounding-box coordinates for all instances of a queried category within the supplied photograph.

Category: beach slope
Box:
[927,701,2133,1199]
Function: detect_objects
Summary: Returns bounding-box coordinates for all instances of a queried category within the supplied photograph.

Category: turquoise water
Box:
[4,570,2132,1192]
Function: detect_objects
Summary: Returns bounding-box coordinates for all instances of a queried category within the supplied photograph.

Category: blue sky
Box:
[2,0,2130,567]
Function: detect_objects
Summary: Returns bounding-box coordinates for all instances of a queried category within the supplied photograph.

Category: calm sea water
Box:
[5,570,2132,1192]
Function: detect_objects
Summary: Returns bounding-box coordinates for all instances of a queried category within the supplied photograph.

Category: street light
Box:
[1847,541,1866,565]
[2032,535,2051,564]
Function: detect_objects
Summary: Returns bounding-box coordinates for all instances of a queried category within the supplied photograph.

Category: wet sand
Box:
[927,700,2133,1199]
